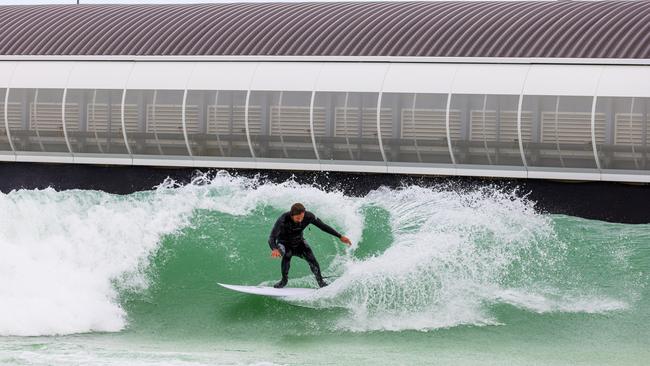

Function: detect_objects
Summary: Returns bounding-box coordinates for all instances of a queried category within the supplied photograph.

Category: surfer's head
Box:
[290,203,306,223]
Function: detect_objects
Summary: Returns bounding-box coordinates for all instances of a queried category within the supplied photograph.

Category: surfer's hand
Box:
[271,249,281,258]
[340,236,352,246]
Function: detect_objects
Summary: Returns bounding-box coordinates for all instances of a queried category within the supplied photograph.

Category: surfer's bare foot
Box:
[273,279,287,288]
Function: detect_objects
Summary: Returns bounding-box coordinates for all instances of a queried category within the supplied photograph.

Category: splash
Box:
[0,186,198,336]
[298,185,629,331]
[0,172,362,336]
[0,171,635,336]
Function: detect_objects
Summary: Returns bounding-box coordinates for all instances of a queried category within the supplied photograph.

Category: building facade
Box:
[0,2,649,182]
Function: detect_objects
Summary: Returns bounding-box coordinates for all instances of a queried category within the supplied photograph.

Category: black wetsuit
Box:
[268,211,341,282]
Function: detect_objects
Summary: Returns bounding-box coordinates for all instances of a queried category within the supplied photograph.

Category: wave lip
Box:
[298,186,632,332]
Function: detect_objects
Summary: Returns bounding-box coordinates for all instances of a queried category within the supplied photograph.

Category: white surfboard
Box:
[218,283,316,298]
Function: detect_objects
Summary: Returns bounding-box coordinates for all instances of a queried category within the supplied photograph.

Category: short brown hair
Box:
[290,203,306,216]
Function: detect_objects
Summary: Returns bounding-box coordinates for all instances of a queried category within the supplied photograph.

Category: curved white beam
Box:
[121,62,136,156]
[3,62,18,153]
[61,88,74,154]
[590,66,605,171]
[4,88,15,152]
[181,63,196,157]
[309,90,320,161]
[244,89,255,159]
[517,66,533,168]
[376,91,387,163]
[245,63,260,159]
[181,88,192,157]
[309,64,324,162]
[61,65,76,155]
[375,65,393,164]
[445,65,461,166]
[445,92,455,165]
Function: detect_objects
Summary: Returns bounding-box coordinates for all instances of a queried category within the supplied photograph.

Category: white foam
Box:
[0,338,286,366]
[0,186,201,336]
[494,288,629,313]
[297,185,629,331]
[0,172,631,336]
[0,172,362,336]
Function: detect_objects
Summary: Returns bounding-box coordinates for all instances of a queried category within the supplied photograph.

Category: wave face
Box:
[0,171,647,338]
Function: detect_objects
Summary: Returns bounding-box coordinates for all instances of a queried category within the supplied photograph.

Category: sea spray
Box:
[297,185,629,331]
[0,172,362,336]
[0,172,637,337]
[0,186,200,336]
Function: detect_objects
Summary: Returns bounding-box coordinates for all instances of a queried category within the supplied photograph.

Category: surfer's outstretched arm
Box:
[311,214,341,238]
[309,213,352,246]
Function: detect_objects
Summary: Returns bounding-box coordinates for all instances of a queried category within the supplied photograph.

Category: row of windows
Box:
[0,89,648,171]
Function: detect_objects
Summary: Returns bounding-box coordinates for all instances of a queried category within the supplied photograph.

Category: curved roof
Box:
[0,1,648,58]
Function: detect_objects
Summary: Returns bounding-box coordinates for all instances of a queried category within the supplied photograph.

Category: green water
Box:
[0,173,648,365]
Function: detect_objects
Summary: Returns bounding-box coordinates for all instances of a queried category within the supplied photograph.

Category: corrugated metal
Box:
[0,1,648,58]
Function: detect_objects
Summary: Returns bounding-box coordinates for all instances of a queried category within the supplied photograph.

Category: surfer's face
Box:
[291,212,305,223]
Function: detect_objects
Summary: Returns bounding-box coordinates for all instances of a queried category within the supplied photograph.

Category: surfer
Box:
[268,203,351,288]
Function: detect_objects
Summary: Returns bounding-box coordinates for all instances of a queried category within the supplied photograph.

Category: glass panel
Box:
[123,89,188,156]
[595,97,649,170]
[248,90,317,160]
[4,89,25,153]
[313,92,383,162]
[65,89,129,154]
[186,90,252,158]
[7,88,69,153]
[449,94,525,166]
[184,90,208,157]
[0,88,11,152]
[521,95,599,169]
[381,93,452,164]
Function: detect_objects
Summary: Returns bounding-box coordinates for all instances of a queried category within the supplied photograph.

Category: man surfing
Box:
[268,203,351,288]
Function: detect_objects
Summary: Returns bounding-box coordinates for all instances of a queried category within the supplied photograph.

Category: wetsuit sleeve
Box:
[268,216,283,250]
[310,214,342,238]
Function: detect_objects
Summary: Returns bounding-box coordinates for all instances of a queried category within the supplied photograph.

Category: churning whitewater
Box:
[0,171,638,337]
